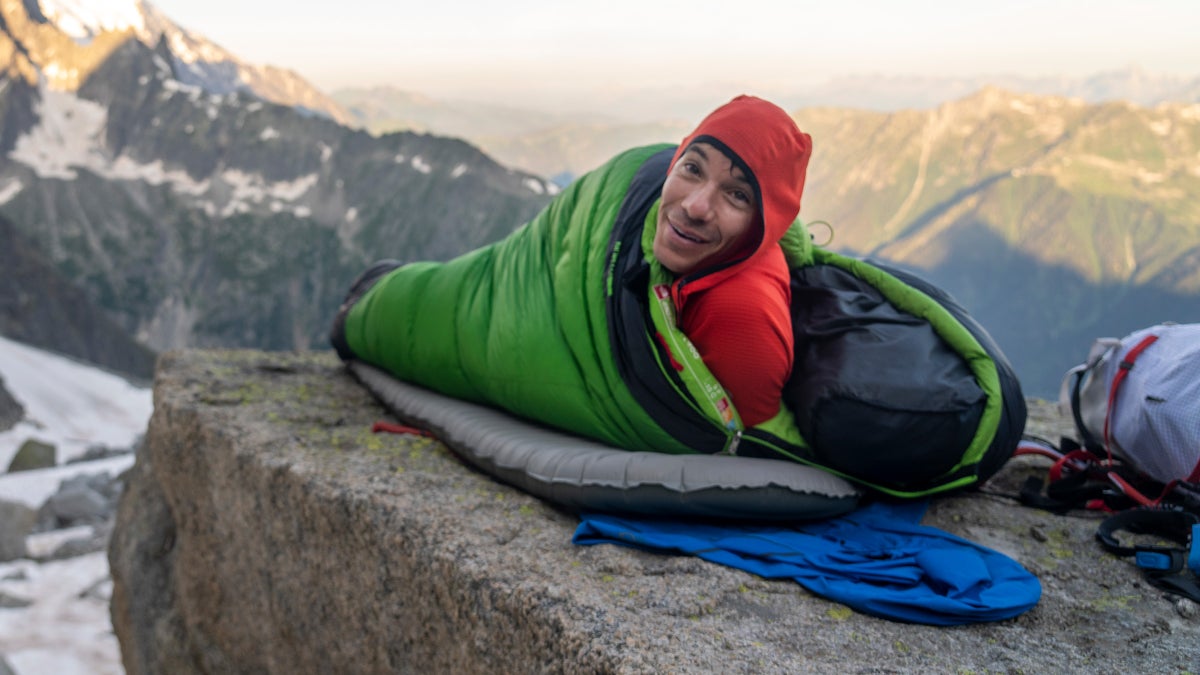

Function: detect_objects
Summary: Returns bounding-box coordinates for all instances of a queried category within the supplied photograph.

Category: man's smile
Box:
[668,218,708,244]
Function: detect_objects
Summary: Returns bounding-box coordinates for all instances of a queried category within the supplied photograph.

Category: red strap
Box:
[372,421,436,438]
[1103,472,1179,508]
[1049,448,1102,482]
[1102,334,1159,462]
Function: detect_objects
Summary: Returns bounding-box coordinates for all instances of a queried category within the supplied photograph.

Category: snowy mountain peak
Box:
[8,0,352,124]
[36,0,145,43]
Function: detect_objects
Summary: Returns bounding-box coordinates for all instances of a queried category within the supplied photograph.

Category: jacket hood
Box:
[668,95,812,282]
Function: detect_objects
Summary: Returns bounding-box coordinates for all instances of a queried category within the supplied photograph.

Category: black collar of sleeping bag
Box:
[604,146,729,452]
[1096,507,1200,602]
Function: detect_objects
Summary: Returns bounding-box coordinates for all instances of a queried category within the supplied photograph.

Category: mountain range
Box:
[0,0,554,367]
[334,65,1200,183]
[0,0,1197,399]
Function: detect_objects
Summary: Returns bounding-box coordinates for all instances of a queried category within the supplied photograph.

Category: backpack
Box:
[1066,323,1200,486]
[1063,323,1200,502]
[1018,323,1200,513]
[1017,324,1200,603]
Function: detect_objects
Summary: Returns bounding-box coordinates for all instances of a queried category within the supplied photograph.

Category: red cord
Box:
[371,421,436,438]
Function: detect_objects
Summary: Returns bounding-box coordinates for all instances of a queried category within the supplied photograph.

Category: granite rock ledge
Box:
[109,350,1200,673]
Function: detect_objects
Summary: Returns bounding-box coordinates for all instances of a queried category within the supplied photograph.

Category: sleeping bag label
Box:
[650,283,742,433]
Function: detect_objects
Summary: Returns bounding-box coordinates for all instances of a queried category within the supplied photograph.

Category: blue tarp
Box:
[573,501,1041,626]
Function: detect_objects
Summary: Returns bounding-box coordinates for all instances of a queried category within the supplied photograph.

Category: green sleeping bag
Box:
[340,144,1026,498]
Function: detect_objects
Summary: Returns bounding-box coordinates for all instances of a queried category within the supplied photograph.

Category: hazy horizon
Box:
[147,1,1199,99]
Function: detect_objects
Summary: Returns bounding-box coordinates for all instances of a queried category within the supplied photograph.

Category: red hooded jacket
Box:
[665,96,813,426]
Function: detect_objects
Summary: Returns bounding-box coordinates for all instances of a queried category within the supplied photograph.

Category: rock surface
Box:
[6,439,55,473]
[109,350,1200,674]
[0,376,21,432]
[0,499,34,562]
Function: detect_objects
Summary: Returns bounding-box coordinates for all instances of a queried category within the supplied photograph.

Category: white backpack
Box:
[1060,323,1200,497]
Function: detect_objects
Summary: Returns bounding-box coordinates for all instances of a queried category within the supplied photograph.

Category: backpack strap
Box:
[1096,507,1200,602]
[1067,366,1103,453]
[1016,439,1114,512]
[1100,334,1159,460]
[1015,438,1181,513]
[1060,337,1122,452]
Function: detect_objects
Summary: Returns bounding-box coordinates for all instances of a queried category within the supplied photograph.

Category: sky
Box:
[145,0,1200,108]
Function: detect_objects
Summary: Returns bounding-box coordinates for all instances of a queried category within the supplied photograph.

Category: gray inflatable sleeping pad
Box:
[350,362,860,520]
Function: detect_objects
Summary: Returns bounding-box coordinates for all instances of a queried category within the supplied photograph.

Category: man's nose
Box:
[682,182,716,221]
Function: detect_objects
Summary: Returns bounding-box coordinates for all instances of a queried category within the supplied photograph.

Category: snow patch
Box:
[161,78,203,97]
[217,170,318,217]
[411,156,431,174]
[8,89,109,180]
[107,156,209,194]
[150,54,170,75]
[41,62,83,89]
[165,25,230,65]
[0,179,23,205]
[0,455,134,509]
[25,525,95,559]
[524,177,546,194]
[345,207,358,222]
[39,0,145,43]
[450,163,468,179]
[0,335,151,476]
[0,552,123,675]
[7,75,390,230]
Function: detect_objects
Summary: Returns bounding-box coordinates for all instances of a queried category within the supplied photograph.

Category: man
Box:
[332,95,812,451]
[649,96,811,426]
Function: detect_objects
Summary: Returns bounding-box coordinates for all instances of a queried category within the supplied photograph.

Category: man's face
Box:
[653,142,758,277]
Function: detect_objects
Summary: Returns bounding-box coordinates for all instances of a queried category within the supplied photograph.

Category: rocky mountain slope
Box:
[0,214,155,380]
[0,0,555,354]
